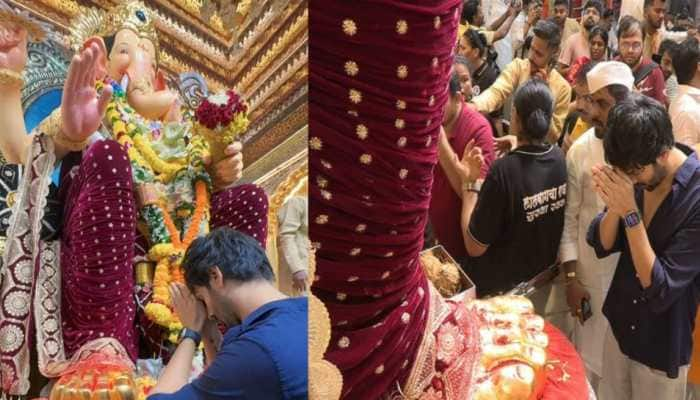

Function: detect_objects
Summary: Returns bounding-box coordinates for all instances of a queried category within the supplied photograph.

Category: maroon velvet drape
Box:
[309,1,461,398]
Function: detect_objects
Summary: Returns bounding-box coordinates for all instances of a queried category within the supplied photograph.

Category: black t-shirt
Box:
[471,60,500,99]
[464,144,567,296]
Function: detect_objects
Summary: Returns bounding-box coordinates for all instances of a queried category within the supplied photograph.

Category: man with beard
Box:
[552,0,581,46]
[469,19,571,144]
[642,0,687,59]
[669,37,700,147]
[657,39,680,103]
[558,0,604,77]
[147,228,308,399]
[617,15,668,105]
[560,61,633,390]
[587,93,700,399]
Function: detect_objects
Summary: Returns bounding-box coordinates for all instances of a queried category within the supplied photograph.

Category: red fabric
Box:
[429,104,494,260]
[539,322,589,400]
[60,141,269,362]
[616,57,668,106]
[309,1,461,398]
[566,56,591,85]
[60,140,138,360]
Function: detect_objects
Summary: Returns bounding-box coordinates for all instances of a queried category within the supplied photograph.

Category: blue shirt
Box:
[148,297,308,400]
[587,152,700,378]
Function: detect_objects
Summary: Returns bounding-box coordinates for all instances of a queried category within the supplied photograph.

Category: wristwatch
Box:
[623,210,642,229]
[180,328,202,347]
[461,179,483,193]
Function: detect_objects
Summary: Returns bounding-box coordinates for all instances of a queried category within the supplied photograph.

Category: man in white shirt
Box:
[559,61,633,390]
[669,37,700,147]
[277,186,309,295]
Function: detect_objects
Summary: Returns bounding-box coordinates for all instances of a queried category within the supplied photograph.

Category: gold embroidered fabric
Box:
[308,249,342,400]
[39,108,89,152]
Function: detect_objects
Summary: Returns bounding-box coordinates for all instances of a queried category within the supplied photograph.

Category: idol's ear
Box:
[154,68,168,92]
[82,36,109,81]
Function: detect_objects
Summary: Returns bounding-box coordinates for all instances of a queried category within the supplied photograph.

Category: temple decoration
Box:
[10,0,309,188]
[199,0,248,32]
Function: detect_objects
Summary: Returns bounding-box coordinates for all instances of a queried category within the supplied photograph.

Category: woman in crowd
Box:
[430,64,495,270]
[459,28,505,135]
[566,25,609,84]
[456,79,567,309]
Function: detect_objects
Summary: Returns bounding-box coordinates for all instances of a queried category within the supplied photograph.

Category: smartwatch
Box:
[180,328,202,347]
[623,210,642,229]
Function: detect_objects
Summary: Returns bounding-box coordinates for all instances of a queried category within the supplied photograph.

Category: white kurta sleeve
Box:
[278,197,307,275]
[559,138,583,264]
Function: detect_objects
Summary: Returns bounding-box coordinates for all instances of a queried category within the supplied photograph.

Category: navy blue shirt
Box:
[587,152,700,378]
[148,297,308,400]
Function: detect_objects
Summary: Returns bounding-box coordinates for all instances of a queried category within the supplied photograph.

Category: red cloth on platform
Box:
[541,322,589,400]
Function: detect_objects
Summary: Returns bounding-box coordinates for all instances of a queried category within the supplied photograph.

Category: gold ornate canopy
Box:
[7,0,308,188]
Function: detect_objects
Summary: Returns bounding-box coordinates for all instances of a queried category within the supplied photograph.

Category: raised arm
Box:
[0,24,112,164]
[0,22,31,164]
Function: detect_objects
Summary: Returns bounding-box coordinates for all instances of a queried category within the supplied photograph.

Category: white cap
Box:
[586,61,635,94]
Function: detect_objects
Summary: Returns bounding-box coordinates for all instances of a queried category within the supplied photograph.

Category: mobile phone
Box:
[580,297,593,324]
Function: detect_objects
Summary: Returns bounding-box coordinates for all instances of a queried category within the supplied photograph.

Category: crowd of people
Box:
[427,0,700,398]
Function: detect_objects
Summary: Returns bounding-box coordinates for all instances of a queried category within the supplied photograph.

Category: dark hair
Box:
[643,0,664,9]
[607,84,631,101]
[604,93,673,171]
[462,0,480,24]
[658,38,678,57]
[182,227,274,290]
[583,0,604,15]
[553,0,568,8]
[673,37,700,85]
[454,54,470,69]
[588,25,609,46]
[514,79,553,140]
[533,19,562,50]
[464,28,488,57]
[618,15,645,41]
[575,59,598,85]
[449,68,462,96]
[603,9,615,18]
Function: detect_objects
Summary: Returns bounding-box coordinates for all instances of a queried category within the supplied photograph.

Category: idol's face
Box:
[106,29,157,83]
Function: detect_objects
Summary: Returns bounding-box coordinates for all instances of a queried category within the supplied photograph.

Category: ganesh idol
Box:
[0,1,268,397]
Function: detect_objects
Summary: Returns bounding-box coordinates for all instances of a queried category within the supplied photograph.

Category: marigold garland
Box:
[100,79,243,342]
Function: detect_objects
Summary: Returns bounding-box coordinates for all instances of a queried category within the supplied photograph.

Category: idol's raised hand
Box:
[61,41,113,142]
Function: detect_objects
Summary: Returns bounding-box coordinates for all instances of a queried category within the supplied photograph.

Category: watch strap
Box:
[180,328,202,347]
[623,210,642,228]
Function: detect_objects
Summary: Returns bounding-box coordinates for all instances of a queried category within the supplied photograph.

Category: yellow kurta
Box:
[470,58,572,142]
